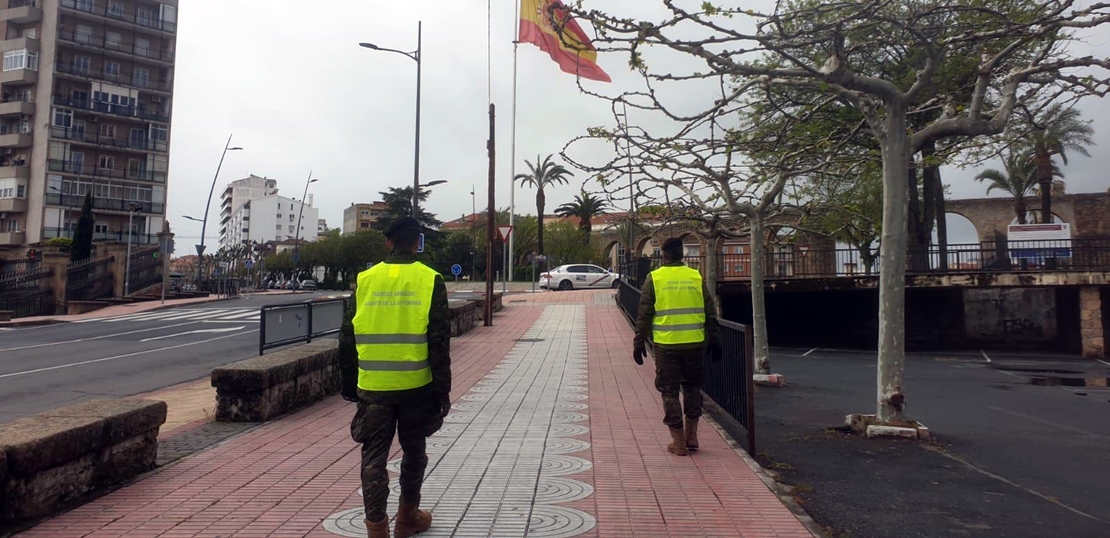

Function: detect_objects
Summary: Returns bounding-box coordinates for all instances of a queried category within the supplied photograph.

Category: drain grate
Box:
[518,338,546,342]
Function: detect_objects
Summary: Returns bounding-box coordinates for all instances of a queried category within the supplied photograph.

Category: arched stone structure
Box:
[945,193,1110,243]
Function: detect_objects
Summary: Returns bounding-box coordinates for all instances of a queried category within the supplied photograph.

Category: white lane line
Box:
[1098,359,1110,367]
[0,329,259,380]
[155,309,236,321]
[140,326,245,342]
[980,350,992,363]
[211,310,259,320]
[202,319,259,324]
[987,406,1106,438]
[94,312,180,323]
[0,321,202,352]
[802,348,818,357]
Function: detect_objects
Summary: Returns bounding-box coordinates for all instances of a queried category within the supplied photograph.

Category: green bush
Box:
[46,237,73,248]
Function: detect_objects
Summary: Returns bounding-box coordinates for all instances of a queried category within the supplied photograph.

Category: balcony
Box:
[0,36,40,53]
[52,95,170,124]
[0,230,24,244]
[44,227,159,244]
[0,68,36,85]
[0,164,29,179]
[57,28,174,63]
[50,126,168,153]
[47,159,167,184]
[60,0,176,34]
[0,132,31,148]
[0,98,34,117]
[0,1,42,24]
[44,193,164,216]
[0,197,26,212]
[55,62,173,94]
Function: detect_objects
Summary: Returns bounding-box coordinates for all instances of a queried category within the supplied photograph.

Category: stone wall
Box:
[212,340,341,422]
[449,300,479,337]
[964,288,1058,345]
[1079,287,1105,358]
[0,399,167,521]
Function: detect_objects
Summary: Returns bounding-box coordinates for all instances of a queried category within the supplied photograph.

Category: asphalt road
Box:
[0,292,332,422]
[756,349,1110,538]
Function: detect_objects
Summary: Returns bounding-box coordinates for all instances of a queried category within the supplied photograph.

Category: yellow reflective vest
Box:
[352,262,437,391]
[651,265,706,345]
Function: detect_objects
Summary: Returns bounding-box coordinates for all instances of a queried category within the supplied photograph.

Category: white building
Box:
[219,175,278,248]
[224,193,318,247]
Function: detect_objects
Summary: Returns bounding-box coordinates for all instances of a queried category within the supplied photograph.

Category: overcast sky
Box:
[167,0,1110,252]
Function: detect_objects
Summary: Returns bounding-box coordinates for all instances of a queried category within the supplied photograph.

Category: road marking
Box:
[0,329,259,380]
[802,348,818,357]
[0,321,202,353]
[1098,359,1110,367]
[987,406,1105,438]
[211,310,260,320]
[156,309,237,321]
[980,350,992,363]
[139,326,246,342]
[922,445,1109,524]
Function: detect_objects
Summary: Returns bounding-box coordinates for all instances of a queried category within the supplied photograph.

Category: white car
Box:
[540,264,622,291]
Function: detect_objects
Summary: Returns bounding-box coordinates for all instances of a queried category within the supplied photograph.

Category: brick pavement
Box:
[17,291,813,538]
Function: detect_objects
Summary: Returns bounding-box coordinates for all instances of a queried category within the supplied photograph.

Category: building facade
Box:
[217,174,276,248]
[0,0,179,254]
[342,201,387,234]
[223,192,317,247]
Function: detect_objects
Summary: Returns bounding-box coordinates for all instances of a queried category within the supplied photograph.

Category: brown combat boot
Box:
[685,417,700,451]
[393,495,432,538]
[365,518,390,538]
[667,426,688,456]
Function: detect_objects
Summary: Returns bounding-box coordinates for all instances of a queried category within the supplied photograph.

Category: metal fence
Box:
[615,280,755,454]
[126,246,161,294]
[0,267,54,318]
[259,297,348,355]
[0,256,41,278]
[66,256,114,302]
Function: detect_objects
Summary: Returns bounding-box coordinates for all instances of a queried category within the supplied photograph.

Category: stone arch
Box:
[932,212,979,246]
[600,239,624,270]
[634,235,654,257]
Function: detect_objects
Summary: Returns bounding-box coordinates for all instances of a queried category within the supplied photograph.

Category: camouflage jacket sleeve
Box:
[338,294,359,397]
[633,274,655,349]
[703,281,720,348]
[428,274,452,395]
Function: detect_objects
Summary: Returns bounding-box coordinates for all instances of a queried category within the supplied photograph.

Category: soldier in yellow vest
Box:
[633,237,721,456]
[339,217,452,538]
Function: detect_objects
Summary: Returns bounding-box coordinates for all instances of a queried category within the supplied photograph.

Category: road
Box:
[0,292,332,422]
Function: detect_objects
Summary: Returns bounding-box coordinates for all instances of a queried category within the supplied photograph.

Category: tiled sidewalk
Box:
[18,291,813,538]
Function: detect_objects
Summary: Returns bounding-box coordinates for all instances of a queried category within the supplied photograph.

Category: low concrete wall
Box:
[212,340,341,422]
[0,399,167,521]
[66,300,109,315]
[449,300,479,337]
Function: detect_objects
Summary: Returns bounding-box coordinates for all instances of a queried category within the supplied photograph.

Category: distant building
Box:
[441,213,482,233]
[317,218,329,238]
[219,175,278,249]
[343,202,388,234]
[225,193,318,247]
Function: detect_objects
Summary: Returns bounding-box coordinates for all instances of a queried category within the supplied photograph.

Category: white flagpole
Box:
[508,0,520,282]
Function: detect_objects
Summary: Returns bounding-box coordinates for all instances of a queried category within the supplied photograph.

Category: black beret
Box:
[384,216,422,239]
[662,237,684,250]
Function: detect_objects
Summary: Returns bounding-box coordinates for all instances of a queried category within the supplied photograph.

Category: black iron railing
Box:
[0,256,41,278]
[615,279,755,455]
[52,95,171,123]
[0,267,54,318]
[45,160,167,184]
[44,228,160,244]
[259,298,348,355]
[50,126,169,153]
[55,61,173,93]
[65,256,114,301]
[60,0,177,33]
[126,246,160,294]
[57,28,175,62]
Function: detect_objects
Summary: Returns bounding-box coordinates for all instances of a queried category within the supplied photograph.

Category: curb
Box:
[703,413,828,538]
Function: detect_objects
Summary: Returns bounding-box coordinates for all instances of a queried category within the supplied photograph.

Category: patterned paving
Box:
[323,304,596,538]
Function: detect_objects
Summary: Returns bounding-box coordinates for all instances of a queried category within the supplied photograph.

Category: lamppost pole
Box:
[293,172,319,294]
[196,134,243,260]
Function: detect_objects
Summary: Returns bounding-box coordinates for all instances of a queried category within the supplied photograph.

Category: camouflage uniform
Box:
[633,262,719,430]
[339,252,452,523]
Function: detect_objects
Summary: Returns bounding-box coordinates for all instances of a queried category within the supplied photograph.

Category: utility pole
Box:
[484,104,496,327]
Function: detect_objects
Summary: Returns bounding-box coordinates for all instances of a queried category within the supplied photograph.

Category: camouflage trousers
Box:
[654,346,704,429]
[350,397,437,523]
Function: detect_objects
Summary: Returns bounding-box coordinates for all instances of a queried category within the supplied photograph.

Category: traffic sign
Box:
[498,226,513,242]
[451,264,462,276]
[244,259,254,269]
[417,233,425,253]
[218,261,230,269]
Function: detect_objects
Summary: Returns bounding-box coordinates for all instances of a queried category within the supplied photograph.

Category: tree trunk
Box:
[704,233,722,318]
[1015,197,1027,225]
[921,141,940,270]
[906,155,928,272]
[749,215,772,375]
[876,110,910,424]
[1034,138,1053,224]
[537,189,546,256]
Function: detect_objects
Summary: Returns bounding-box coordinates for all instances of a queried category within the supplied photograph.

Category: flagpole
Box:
[508,0,520,283]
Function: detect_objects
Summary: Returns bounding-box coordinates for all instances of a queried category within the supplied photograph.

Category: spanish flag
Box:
[519,0,611,83]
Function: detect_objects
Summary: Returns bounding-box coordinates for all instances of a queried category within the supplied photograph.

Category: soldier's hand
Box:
[633,346,645,366]
[341,383,359,403]
[436,393,452,419]
[711,345,723,363]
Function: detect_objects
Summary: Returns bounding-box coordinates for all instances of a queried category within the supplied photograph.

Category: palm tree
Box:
[515,154,572,255]
[555,191,609,242]
[1027,105,1094,223]
[976,151,1057,224]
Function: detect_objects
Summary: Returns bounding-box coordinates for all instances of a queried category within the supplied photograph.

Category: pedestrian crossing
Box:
[74,308,260,324]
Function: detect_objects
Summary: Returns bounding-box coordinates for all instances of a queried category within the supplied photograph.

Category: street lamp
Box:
[196,134,243,259]
[360,21,422,215]
[292,173,320,293]
[124,202,143,296]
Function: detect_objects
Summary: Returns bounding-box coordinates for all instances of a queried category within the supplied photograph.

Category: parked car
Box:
[299,279,317,291]
[539,264,621,291]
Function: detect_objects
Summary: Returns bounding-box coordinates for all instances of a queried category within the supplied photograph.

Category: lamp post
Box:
[196,134,243,259]
[124,202,143,296]
[182,215,206,284]
[360,21,422,215]
[292,173,320,293]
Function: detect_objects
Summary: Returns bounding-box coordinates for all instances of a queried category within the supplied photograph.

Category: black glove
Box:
[633,346,645,365]
[425,393,452,437]
[341,381,359,403]
[436,393,452,419]
[710,345,723,363]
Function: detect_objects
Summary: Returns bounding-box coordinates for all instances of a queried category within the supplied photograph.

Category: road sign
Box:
[195,244,206,257]
[535,254,547,262]
[417,233,425,253]
[451,264,462,276]
[218,261,230,269]
[244,259,254,269]
[498,226,513,242]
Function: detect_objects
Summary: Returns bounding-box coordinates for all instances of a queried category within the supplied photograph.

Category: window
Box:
[126,158,145,179]
[100,124,116,139]
[104,61,121,77]
[6,220,18,232]
[95,224,108,234]
[276,224,282,231]
[3,49,37,71]
[12,90,32,102]
[129,127,146,148]
[135,37,151,57]
[76,24,93,44]
[360,222,369,229]
[149,124,168,142]
[108,1,125,17]
[72,55,91,76]
[137,7,154,27]
[17,184,24,198]
[73,120,85,138]
[75,0,94,12]
[98,156,114,170]
[276,213,282,219]
[133,67,150,87]
[288,225,294,233]
[106,31,123,49]
[70,152,85,173]
[21,27,36,39]
[289,214,295,222]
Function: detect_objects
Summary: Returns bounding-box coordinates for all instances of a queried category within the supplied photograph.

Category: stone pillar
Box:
[1079,287,1105,359]
[98,242,129,298]
[40,252,70,314]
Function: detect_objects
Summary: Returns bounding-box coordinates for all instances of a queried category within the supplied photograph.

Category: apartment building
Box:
[0,0,178,254]
[342,201,387,234]
[217,174,277,249]
[223,192,318,247]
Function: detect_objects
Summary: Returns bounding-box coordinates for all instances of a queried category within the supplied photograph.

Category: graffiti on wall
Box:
[965,288,1057,342]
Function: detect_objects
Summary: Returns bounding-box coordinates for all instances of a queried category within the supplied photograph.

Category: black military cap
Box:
[384,216,422,239]
[662,237,684,251]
